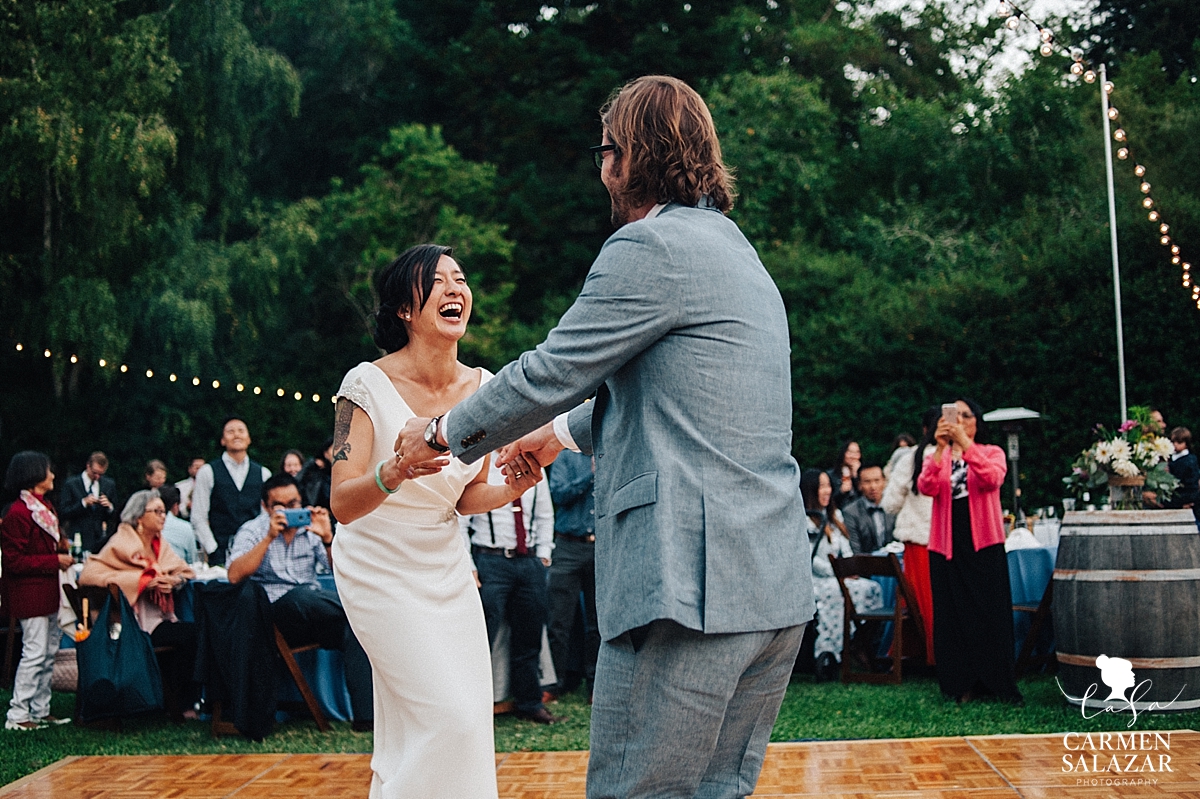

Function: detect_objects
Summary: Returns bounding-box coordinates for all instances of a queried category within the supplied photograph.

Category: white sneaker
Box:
[5,719,43,731]
[38,715,71,726]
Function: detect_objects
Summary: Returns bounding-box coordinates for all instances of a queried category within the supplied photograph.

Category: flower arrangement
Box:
[1063,406,1179,509]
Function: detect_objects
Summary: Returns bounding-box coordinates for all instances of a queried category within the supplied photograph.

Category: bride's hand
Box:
[502,453,542,494]
[394,417,438,475]
[496,422,563,473]
[380,454,448,489]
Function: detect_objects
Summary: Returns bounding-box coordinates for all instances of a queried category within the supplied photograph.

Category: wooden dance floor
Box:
[3,731,1197,797]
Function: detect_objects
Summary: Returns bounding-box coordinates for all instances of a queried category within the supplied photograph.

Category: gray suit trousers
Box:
[587,620,805,799]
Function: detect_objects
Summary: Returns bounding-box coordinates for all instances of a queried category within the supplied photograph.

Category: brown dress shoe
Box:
[515,707,566,725]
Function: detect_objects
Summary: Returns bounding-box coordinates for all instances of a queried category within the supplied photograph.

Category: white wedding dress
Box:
[333,362,498,799]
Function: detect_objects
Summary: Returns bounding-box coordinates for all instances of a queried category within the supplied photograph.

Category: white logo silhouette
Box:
[1096,654,1137,702]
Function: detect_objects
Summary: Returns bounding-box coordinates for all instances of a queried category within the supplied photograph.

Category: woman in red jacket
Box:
[2,451,75,731]
[917,399,1022,706]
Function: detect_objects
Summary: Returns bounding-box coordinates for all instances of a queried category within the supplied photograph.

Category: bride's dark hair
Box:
[373,244,453,353]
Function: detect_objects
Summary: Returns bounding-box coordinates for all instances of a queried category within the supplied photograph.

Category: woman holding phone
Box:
[917,398,1022,705]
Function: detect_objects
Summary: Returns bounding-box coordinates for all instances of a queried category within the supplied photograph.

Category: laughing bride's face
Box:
[406,255,473,342]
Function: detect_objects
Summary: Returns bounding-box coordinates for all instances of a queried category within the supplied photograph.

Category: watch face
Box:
[425,419,438,442]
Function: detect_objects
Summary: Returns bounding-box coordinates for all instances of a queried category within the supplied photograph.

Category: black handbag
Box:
[76,589,163,722]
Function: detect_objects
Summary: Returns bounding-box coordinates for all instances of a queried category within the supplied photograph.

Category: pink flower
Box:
[1118,419,1138,433]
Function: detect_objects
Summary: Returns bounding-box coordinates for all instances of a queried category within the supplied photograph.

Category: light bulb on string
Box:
[294,392,302,401]
[1172,245,1181,255]
[1039,43,1054,57]
[277,388,285,397]
[70,355,78,364]
[169,374,177,382]
[1149,211,1160,221]
[1140,182,1151,193]
[997,1,1011,17]
[330,396,337,404]
[1005,14,1021,30]
[1104,81,1114,94]
[312,394,320,403]
[1071,50,1083,62]
[14,343,22,351]
[1143,197,1154,208]
[1113,128,1126,141]
[212,380,220,389]
[145,369,153,378]
[120,364,128,373]
[1107,107,1119,120]
[1084,70,1096,83]
[43,349,51,358]
[1071,62,1084,76]
[1135,164,1146,177]
[98,358,105,366]
[1039,28,1053,43]
[192,377,200,386]
[1160,224,1170,234]
[1117,148,1129,160]
[1174,256,1182,264]
[1161,236,1171,245]
[237,383,244,392]
[253,386,262,395]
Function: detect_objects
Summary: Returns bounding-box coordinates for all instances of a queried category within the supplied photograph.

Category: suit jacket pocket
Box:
[604,472,658,518]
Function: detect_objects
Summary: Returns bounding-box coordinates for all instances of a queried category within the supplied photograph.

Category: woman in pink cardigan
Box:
[917,399,1022,705]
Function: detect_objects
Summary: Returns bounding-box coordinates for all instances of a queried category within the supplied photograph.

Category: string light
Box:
[277,388,285,397]
[254,386,262,395]
[312,394,321,403]
[145,369,153,378]
[294,391,302,401]
[70,355,78,364]
[98,358,106,366]
[237,383,245,392]
[1084,70,1096,83]
[169,373,177,382]
[1140,182,1151,194]
[1113,128,1126,142]
[43,349,51,358]
[120,364,128,372]
[1116,148,1129,160]
[192,376,200,385]
[212,380,220,389]
[15,343,22,351]
[1135,164,1146,177]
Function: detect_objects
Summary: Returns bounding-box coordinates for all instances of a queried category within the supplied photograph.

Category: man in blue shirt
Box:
[546,449,599,701]
[228,473,373,731]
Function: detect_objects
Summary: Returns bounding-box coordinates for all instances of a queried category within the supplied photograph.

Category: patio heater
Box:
[982,407,1042,526]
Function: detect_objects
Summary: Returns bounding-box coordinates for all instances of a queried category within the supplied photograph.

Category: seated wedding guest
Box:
[882,407,939,665]
[843,463,895,554]
[917,399,1021,705]
[2,451,74,730]
[144,460,168,489]
[280,450,304,478]
[830,440,862,509]
[1168,427,1200,512]
[81,489,199,718]
[227,473,374,732]
[801,469,882,683]
[159,486,199,564]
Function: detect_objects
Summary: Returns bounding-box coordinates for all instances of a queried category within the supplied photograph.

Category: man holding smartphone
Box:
[227,473,374,731]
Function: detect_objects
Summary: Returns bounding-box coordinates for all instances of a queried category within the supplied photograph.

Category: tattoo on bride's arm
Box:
[333,398,357,462]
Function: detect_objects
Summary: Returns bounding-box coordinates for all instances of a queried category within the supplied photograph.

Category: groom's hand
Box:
[496,422,564,480]
[395,417,438,474]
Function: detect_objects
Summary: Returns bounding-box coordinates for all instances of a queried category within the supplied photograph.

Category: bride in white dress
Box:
[329,244,542,799]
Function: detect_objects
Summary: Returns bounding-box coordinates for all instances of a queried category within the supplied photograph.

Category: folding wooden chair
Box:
[1014,577,1055,677]
[211,625,330,735]
[830,553,926,685]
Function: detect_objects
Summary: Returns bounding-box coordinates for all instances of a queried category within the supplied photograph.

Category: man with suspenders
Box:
[461,460,560,724]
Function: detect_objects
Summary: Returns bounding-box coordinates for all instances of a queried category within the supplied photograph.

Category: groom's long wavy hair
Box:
[601,75,736,215]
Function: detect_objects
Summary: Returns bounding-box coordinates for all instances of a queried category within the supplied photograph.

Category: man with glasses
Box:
[227,473,374,731]
[395,75,812,799]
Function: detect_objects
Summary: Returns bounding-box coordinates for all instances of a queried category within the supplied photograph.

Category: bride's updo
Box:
[373,244,453,353]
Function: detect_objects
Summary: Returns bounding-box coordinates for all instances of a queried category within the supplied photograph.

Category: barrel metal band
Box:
[1054,568,1200,582]
[1059,525,1198,536]
[1058,652,1200,669]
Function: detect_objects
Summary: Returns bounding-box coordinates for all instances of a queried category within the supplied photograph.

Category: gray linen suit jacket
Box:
[446,202,815,641]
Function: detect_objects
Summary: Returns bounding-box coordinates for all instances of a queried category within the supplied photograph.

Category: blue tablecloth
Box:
[1007,546,1056,661]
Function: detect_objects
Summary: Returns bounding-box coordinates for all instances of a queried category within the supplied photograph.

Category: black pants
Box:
[475,552,549,713]
[546,537,599,693]
[272,586,374,722]
[150,621,199,716]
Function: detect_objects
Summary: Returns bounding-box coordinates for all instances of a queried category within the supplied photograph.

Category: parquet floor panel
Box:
[5,731,1198,798]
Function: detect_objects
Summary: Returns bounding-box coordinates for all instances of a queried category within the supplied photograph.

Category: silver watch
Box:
[424,415,450,453]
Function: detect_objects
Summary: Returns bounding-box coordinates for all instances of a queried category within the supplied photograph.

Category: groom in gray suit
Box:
[396,75,814,799]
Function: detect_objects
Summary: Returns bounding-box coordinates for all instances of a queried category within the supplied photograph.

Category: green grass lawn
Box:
[4,673,1197,788]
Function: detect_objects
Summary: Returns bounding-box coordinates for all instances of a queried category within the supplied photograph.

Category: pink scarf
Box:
[20,490,60,543]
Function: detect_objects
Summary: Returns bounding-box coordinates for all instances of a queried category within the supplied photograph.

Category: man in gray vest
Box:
[191,416,271,565]
[395,75,813,799]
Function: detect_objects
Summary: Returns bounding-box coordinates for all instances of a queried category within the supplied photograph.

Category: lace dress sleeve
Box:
[337,367,372,416]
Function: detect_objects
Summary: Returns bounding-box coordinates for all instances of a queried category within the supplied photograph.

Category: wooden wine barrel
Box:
[1054,509,1200,710]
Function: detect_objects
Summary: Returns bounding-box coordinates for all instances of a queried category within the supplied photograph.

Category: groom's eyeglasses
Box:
[590,144,617,170]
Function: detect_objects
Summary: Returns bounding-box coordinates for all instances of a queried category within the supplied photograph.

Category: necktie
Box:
[512,496,527,555]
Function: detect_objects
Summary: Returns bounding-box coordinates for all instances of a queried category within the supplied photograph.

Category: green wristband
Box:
[375,459,400,495]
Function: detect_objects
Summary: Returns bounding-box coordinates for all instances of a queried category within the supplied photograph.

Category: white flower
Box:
[1093,441,1114,464]
[1113,458,1140,477]
[1134,440,1159,466]
[1110,438,1132,461]
[1155,437,1174,459]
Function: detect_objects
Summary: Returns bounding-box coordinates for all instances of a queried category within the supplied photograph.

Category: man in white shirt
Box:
[461,461,559,724]
[174,457,206,520]
[191,417,270,565]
